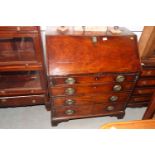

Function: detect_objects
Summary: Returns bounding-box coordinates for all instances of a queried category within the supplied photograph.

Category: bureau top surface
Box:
[46,27,141,76]
[46,27,135,36]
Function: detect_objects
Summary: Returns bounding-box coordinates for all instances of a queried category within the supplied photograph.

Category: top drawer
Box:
[0,26,38,31]
[50,74,136,86]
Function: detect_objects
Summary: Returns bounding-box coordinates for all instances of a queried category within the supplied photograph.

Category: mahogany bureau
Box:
[46,27,141,126]
[0,26,48,108]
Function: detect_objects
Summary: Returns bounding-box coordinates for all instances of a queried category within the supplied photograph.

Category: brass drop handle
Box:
[113,85,122,92]
[106,106,115,111]
[116,75,125,83]
[65,109,75,115]
[109,96,118,102]
[65,88,75,95]
[65,99,75,105]
[65,77,76,84]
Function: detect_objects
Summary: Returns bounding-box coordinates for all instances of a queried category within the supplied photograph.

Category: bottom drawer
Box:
[93,103,125,115]
[52,105,93,119]
[0,95,45,107]
[128,94,151,107]
[129,95,151,103]
[127,102,149,107]
[52,103,125,119]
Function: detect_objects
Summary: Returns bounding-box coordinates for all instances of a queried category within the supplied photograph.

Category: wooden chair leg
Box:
[143,93,155,120]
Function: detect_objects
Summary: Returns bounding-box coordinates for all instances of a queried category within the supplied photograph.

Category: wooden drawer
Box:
[52,105,93,119]
[0,26,38,31]
[52,92,130,107]
[0,95,45,107]
[93,103,125,115]
[0,71,44,96]
[52,103,125,119]
[137,78,155,87]
[129,95,151,103]
[127,102,148,107]
[134,87,155,95]
[50,74,136,86]
[141,69,155,77]
[50,82,134,96]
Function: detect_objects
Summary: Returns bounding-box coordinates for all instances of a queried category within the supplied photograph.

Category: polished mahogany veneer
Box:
[0,26,44,72]
[50,73,136,85]
[46,27,141,126]
[0,95,45,107]
[128,65,155,107]
[0,26,48,108]
[47,34,140,76]
[0,26,39,31]
[52,92,130,107]
[50,82,135,96]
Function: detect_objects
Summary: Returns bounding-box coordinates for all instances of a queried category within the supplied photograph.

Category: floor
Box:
[0,106,146,129]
